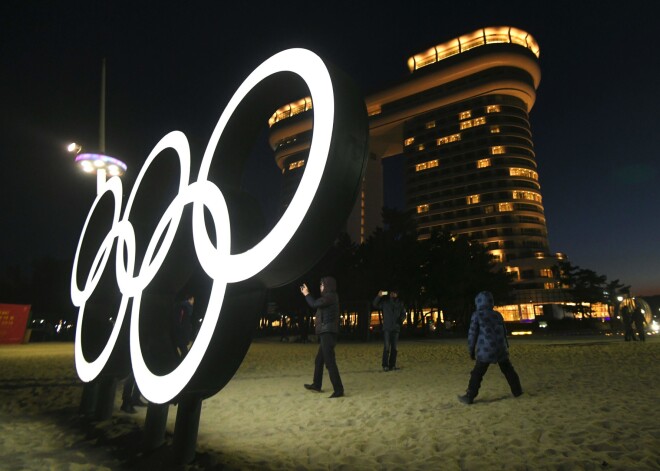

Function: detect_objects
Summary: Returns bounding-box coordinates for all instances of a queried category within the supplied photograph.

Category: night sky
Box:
[2,1,659,295]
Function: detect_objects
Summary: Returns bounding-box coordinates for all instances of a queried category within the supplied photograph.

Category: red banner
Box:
[0,304,31,344]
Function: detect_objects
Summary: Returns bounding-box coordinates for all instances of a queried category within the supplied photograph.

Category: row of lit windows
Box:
[460,105,500,118]
[408,179,541,205]
[413,104,515,136]
[437,133,462,146]
[459,116,486,130]
[410,108,519,139]
[504,267,554,281]
[415,159,535,178]
[417,224,548,242]
[510,167,538,180]
[268,97,313,127]
[416,209,545,230]
[288,160,305,171]
[415,159,439,172]
[415,161,536,180]
[512,190,541,202]
[417,191,542,213]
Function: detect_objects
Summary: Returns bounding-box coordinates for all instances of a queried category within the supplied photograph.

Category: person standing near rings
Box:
[373,289,405,371]
[300,276,344,398]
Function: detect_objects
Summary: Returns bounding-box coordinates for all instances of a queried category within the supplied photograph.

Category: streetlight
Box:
[67,143,127,194]
[67,59,127,194]
[67,142,82,154]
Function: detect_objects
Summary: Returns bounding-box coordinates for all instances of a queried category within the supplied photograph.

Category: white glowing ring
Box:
[196,48,334,282]
[72,176,126,381]
[72,49,336,404]
[130,180,230,403]
[119,131,191,296]
[136,48,334,402]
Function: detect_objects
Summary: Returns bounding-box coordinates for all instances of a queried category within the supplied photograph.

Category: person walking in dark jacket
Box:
[301,276,344,398]
[373,289,405,371]
[621,305,635,341]
[632,306,647,342]
[458,291,522,404]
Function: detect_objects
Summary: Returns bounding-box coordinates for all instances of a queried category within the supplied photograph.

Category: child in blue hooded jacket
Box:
[458,291,523,404]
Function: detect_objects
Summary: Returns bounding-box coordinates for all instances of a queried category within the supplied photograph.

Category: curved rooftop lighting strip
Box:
[407,26,540,73]
[268,96,313,127]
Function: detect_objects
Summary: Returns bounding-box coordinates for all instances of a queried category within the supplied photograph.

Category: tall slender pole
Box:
[97,58,107,194]
[100,58,106,154]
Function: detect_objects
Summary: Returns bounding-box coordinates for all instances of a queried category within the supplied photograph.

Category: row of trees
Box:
[1,209,633,335]
[554,261,630,318]
[269,208,513,331]
[270,209,634,333]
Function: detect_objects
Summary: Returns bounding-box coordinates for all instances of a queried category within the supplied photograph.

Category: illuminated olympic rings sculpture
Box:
[71,49,349,404]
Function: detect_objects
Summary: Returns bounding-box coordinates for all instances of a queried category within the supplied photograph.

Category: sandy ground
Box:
[1,335,659,470]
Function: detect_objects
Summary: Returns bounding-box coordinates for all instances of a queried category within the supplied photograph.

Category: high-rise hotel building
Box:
[268,27,567,318]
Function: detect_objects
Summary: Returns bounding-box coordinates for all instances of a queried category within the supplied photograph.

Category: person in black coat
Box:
[632,307,647,342]
[458,291,522,405]
[300,276,344,398]
[373,289,405,371]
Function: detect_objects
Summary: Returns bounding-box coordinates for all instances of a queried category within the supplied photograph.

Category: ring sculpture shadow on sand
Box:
[71,48,369,406]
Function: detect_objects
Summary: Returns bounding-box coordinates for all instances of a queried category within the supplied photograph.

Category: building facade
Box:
[268,27,570,319]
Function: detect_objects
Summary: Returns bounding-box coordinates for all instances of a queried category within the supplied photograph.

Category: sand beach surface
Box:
[1,335,659,470]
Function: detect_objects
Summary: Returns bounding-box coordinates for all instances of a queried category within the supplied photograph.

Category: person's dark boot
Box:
[304,384,322,392]
[458,392,474,404]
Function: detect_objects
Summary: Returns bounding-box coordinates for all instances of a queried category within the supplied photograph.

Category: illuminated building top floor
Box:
[406,26,540,73]
[268,26,540,129]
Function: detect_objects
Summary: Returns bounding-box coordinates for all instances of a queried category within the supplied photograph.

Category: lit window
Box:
[544,282,556,289]
[459,117,486,130]
[425,121,436,129]
[415,159,439,172]
[498,202,513,212]
[437,133,461,146]
[368,106,382,116]
[540,268,553,278]
[417,144,425,151]
[467,194,480,204]
[477,158,491,168]
[491,126,500,133]
[288,160,305,171]
[512,191,542,202]
[404,137,415,146]
[459,110,472,120]
[506,266,520,280]
[486,105,501,113]
[509,167,538,180]
[491,146,505,155]
[417,204,429,213]
[490,252,502,263]
[483,205,495,214]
